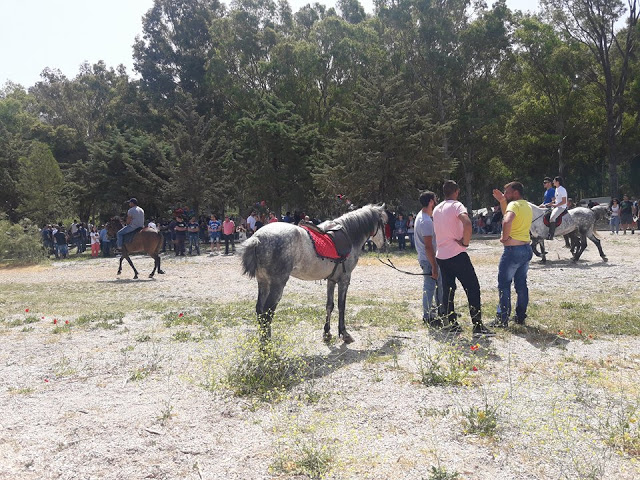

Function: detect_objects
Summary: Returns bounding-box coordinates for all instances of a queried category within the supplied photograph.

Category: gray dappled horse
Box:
[241,204,387,344]
[529,203,607,263]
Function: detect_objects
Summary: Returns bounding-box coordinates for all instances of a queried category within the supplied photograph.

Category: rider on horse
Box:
[117,198,145,249]
[546,176,568,240]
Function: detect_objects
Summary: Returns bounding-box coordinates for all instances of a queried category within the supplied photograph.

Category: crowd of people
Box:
[39,201,324,260]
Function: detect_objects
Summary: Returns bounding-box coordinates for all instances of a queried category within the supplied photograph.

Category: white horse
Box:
[241,204,387,343]
[529,203,607,263]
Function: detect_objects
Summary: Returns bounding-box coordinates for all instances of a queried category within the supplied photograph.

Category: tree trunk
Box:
[607,111,618,198]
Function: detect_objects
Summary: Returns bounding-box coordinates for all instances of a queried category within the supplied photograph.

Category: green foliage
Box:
[416,344,478,387]
[428,465,460,480]
[0,216,46,263]
[461,397,499,437]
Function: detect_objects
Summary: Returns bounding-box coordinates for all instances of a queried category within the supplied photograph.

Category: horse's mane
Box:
[330,204,387,238]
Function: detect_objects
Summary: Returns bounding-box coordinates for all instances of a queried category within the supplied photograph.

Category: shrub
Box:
[211,333,306,401]
[0,216,46,264]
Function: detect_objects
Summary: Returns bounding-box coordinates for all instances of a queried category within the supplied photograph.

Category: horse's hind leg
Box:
[149,255,158,278]
[572,234,588,261]
[157,253,165,274]
[337,275,354,344]
[324,280,337,342]
[117,255,124,275]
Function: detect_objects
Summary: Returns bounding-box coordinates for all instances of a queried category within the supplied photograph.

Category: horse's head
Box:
[591,205,610,222]
[370,204,387,250]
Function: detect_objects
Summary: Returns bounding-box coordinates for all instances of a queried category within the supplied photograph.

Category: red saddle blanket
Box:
[543,209,568,227]
[301,225,349,261]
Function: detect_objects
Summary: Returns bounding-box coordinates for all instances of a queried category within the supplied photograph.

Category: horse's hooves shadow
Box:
[97,278,156,284]
[299,338,405,382]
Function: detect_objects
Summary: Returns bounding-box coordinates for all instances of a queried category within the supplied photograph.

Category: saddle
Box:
[300,222,351,262]
[122,227,143,245]
[543,209,568,227]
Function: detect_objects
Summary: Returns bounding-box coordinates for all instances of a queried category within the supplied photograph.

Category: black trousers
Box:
[224,233,235,254]
[436,252,482,326]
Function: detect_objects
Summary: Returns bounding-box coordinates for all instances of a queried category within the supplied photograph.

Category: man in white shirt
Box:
[547,176,567,240]
[246,211,257,238]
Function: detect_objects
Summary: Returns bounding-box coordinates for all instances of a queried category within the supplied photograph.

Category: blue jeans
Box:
[117,224,136,248]
[188,233,200,254]
[419,260,443,321]
[497,244,533,322]
[56,244,68,258]
[610,216,620,233]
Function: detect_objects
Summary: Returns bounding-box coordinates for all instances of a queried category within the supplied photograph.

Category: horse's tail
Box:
[241,235,260,278]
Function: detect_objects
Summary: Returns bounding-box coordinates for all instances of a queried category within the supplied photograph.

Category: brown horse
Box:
[106,218,164,279]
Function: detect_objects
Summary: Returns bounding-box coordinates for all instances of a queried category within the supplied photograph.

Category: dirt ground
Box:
[0,233,639,480]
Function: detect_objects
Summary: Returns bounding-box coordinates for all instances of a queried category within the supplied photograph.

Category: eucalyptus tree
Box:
[510,16,590,178]
[133,0,223,115]
[541,0,640,197]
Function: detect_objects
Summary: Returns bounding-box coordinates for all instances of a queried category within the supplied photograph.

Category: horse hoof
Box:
[341,332,355,344]
[602,257,608,262]
[158,270,165,274]
[133,275,138,280]
[323,332,332,343]
[117,271,121,275]
[149,274,154,278]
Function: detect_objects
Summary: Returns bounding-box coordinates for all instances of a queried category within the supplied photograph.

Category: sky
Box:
[1,0,538,89]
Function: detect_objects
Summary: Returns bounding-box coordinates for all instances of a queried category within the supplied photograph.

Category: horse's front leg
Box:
[124,256,139,279]
[324,280,336,342]
[337,276,354,344]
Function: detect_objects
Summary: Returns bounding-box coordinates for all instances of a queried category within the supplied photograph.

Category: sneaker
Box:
[489,318,508,328]
[424,317,443,328]
[444,321,463,334]
[513,316,526,325]
[472,324,496,337]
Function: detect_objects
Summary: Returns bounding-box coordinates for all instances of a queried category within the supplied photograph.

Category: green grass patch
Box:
[76,311,124,330]
[525,297,640,337]
[5,316,40,327]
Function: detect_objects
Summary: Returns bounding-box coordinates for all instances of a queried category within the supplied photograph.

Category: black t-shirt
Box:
[174,220,187,237]
[620,200,633,215]
[54,231,67,244]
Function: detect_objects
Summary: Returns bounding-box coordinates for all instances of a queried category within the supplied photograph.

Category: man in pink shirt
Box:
[222,215,236,255]
[433,180,494,337]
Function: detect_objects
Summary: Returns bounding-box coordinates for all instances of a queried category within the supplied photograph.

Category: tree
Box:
[542,0,640,197]
[16,142,66,225]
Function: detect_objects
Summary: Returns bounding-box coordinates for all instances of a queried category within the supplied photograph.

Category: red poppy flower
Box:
[25,308,29,313]
[470,345,479,352]
[577,329,582,335]
[44,379,49,383]
[473,366,478,371]
[65,320,69,325]
[178,313,184,318]
[53,319,57,324]
[41,316,45,320]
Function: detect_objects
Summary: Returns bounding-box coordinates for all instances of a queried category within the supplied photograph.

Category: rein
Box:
[376,255,430,276]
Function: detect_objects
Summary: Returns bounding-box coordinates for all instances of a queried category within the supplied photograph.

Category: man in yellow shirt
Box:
[490,182,533,327]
